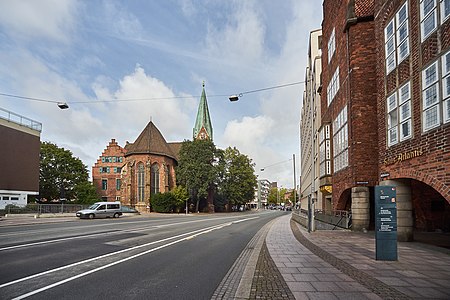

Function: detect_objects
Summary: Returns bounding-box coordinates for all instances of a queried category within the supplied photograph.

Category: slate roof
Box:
[125,121,177,161]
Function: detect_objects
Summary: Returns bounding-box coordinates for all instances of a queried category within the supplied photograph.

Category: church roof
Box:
[193,83,213,140]
[125,121,177,161]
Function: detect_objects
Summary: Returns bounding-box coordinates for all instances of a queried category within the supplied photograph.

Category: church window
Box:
[164,165,169,192]
[151,164,160,195]
[137,163,145,201]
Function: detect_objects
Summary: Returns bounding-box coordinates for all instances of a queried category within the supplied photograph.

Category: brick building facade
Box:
[375,0,450,240]
[316,0,450,240]
[120,121,179,212]
[92,139,126,202]
[320,0,379,230]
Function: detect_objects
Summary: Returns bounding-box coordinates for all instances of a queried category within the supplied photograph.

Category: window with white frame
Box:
[328,28,336,63]
[442,51,450,122]
[333,106,348,173]
[387,81,412,146]
[422,51,450,131]
[421,0,438,40]
[422,61,440,130]
[385,2,410,74]
[442,0,450,22]
[319,125,331,177]
[327,67,340,105]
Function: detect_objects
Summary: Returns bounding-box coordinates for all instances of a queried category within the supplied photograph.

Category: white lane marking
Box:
[0,216,261,251]
[0,213,263,238]
[8,220,242,300]
[0,231,118,251]
[0,217,256,290]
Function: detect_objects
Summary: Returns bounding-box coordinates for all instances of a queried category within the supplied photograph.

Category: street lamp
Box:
[57,102,69,109]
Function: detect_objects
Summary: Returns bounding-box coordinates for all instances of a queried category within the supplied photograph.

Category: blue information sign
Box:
[375,186,398,261]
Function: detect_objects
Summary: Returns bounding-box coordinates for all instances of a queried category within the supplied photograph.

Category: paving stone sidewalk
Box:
[290,218,450,299]
[266,215,382,299]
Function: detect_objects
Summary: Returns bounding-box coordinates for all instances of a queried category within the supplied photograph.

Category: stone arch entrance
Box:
[381,178,450,242]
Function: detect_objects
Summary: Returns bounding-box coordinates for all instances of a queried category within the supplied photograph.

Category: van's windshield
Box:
[88,203,100,210]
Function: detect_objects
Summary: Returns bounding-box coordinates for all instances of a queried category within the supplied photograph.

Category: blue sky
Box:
[0,0,322,188]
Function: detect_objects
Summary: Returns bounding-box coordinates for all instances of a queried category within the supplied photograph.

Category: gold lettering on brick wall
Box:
[383,148,423,166]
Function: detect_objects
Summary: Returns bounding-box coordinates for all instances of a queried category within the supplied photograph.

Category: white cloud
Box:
[0,0,78,43]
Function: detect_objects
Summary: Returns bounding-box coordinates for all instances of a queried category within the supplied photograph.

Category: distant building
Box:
[92,139,126,202]
[0,108,41,209]
[120,121,180,212]
[92,83,213,212]
[300,29,324,212]
[251,179,270,209]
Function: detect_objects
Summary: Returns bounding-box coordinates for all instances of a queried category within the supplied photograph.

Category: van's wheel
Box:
[113,213,120,218]
[88,214,95,219]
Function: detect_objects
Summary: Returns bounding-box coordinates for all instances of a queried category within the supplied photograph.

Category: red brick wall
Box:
[121,153,177,208]
[92,139,126,202]
[322,0,378,209]
[375,0,450,202]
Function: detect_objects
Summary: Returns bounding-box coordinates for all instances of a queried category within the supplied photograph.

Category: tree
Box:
[39,142,91,201]
[267,187,278,205]
[176,139,221,212]
[218,147,257,210]
[73,181,99,204]
[171,185,189,212]
[151,192,177,213]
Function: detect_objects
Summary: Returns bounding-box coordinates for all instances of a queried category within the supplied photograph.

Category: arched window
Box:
[151,164,160,195]
[164,165,170,192]
[137,163,145,202]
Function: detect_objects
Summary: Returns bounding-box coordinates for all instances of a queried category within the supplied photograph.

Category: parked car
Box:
[76,202,122,219]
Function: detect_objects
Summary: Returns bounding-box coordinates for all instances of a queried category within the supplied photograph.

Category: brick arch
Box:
[333,183,353,210]
[389,169,450,204]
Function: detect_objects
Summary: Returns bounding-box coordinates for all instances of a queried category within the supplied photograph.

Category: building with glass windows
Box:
[92,83,212,212]
[120,122,180,212]
[92,139,126,202]
[307,0,450,240]
[320,0,379,231]
[376,0,450,240]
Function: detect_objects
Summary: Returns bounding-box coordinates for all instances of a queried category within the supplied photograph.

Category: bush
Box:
[151,193,177,213]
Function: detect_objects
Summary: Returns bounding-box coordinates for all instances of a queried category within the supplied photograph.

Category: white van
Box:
[76,202,122,219]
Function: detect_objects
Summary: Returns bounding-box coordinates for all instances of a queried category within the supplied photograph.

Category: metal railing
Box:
[314,210,352,229]
[292,208,352,230]
[0,107,42,132]
[5,204,88,215]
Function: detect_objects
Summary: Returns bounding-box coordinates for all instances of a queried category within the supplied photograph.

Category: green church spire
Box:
[193,81,213,141]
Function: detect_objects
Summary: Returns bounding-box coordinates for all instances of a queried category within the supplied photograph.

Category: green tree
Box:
[219,147,257,210]
[151,193,177,213]
[40,142,90,201]
[267,187,278,205]
[73,181,100,204]
[176,139,221,212]
[171,185,189,212]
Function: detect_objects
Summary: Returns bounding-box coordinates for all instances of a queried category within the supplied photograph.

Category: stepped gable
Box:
[125,121,177,161]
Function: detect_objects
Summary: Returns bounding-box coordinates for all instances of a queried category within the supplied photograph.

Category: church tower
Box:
[193,82,213,141]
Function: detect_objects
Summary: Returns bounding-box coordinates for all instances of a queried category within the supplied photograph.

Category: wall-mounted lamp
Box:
[57,102,69,109]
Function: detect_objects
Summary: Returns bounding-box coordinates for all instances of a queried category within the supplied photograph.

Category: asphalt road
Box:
[0,210,287,300]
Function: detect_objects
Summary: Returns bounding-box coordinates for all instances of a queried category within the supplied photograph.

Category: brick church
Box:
[92,83,213,211]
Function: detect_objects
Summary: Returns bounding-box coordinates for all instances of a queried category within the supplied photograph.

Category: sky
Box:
[0,0,323,188]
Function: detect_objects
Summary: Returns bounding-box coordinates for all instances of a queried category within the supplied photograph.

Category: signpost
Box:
[375,186,398,261]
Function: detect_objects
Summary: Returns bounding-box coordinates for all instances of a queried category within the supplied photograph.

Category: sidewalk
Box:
[262,215,450,299]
